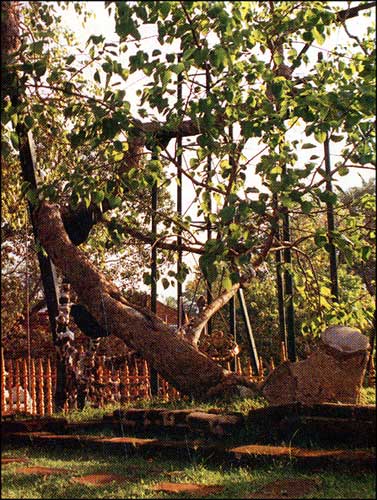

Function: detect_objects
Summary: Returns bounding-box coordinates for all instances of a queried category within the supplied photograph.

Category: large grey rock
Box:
[262,326,370,405]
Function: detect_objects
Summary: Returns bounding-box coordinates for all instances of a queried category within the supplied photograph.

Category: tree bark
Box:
[34,201,259,400]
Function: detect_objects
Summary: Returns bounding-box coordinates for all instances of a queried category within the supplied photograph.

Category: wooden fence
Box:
[1,345,286,417]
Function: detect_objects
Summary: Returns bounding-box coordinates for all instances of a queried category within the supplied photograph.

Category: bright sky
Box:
[56,1,375,299]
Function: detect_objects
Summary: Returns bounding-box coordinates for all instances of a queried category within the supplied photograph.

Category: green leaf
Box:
[92,191,105,204]
[312,26,325,45]
[330,134,344,143]
[314,230,327,248]
[108,196,122,208]
[143,273,152,286]
[220,206,235,224]
[302,143,316,149]
[319,190,337,205]
[314,130,327,143]
[222,276,233,291]
[361,246,372,261]
[66,54,75,65]
[10,131,19,149]
[34,60,47,78]
[24,115,34,129]
[211,46,227,69]
[162,278,170,290]
[170,62,185,74]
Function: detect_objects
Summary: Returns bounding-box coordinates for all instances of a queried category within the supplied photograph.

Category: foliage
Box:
[1,2,375,355]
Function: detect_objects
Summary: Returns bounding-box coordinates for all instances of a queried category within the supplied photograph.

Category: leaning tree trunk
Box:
[35,201,258,400]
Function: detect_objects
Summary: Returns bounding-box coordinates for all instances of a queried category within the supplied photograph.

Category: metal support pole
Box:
[237,289,259,375]
[150,151,159,396]
[177,65,183,328]
[229,296,237,372]
[273,192,287,350]
[228,124,238,371]
[17,127,66,410]
[205,65,213,335]
[282,206,296,362]
[324,135,339,301]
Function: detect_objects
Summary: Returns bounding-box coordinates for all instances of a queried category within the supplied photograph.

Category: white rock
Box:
[321,325,370,353]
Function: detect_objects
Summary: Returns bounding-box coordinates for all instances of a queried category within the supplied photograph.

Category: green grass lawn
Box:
[2,444,375,499]
[3,388,375,498]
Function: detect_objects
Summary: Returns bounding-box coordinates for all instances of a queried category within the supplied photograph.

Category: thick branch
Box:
[185,283,241,346]
[34,201,258,399]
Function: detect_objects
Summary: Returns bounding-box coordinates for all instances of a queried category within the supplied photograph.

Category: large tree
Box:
[2,1,375,399]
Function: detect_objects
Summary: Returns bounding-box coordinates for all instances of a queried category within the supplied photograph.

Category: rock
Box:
[262,326,370,405]
[187,411,243,437]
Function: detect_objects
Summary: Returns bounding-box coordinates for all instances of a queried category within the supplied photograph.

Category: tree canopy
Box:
[1,1,375,399]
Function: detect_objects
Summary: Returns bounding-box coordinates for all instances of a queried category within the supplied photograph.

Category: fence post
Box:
[7,359,13,413]
[1,350,6,414]
[38,358,45,416]
[30,358,36,415]
[269,357,275,374]
[121,360,130,404]
[22,358,29,413]
[15,359,21,413]
[46,358,53,415]
[280,341,287,363]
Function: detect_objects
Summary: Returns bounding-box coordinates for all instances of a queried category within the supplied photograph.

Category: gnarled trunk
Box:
[35,201,259,400]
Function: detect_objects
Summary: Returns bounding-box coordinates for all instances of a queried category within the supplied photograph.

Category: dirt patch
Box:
[71,473,129,486]
[249,478,321,499]
[1,457,29,465]
[14,466,71,476]
[151,482,224,496]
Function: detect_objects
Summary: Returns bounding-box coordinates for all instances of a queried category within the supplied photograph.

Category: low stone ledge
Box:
[187,411,244,437]
[1,417,67,434]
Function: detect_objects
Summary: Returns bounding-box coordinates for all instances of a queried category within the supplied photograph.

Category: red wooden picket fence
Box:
[1,346,286,417]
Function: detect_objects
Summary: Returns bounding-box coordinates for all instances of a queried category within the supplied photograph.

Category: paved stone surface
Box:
[151,482,224,496]
[1,457,29,465]
[249,478,321,499]
[13,466,71,476]
[71,473,129,486]
[228,444,375,469]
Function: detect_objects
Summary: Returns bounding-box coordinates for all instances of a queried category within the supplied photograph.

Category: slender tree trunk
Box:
[34,201,259,400]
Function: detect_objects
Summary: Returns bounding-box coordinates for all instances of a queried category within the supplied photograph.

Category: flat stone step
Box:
[247,402,376,421]
[3,431,375,470]
[227,444,375,470]
[1,417,67,434]
[247,403,376,445]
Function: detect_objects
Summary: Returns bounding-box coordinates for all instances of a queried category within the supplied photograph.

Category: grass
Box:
[56,395,268,424]
[2,444,375,499]
[3,389,375,498]
[360,386,376,406]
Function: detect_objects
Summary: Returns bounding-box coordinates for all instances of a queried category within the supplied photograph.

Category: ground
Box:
[2,444,375,499]
[2,390,375,499]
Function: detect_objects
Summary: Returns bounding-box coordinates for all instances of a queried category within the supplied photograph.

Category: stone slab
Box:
[3,431,375,470]
[151,482,224,496]
[13,466,71,476]
[228,444,376,469]
[71,473,129,486]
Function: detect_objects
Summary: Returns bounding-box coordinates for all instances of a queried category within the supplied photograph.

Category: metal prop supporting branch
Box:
[273,194,287,352]
[16,126,66,410]
[177,65,184,328]
[205,65,213,336]
[324,134,339,301]
[150,149,159,396]
[237,289,260,375]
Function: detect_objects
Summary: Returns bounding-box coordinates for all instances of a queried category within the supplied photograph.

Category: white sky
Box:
[56,1,375,299]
